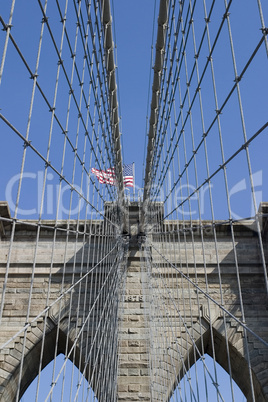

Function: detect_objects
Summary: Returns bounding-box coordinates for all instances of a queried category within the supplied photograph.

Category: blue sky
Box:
[0,0,267,221]
[112,0,157,188]
[0,0,157,219]
[112,0,268,223]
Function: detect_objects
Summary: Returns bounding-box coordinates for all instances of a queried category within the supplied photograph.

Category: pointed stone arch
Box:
[168,319,268,402]
[174,353,243,401]
[207,324,268,402]
[0,319,99,402]
[0,218,119,401]
[21,353,98,401]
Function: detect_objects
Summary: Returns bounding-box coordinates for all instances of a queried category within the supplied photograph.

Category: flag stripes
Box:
[91,164,134,187]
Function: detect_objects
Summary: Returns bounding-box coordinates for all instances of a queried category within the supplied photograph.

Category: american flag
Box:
[91,164,134,187]
[123,164,134,187]
[91,167,115,185]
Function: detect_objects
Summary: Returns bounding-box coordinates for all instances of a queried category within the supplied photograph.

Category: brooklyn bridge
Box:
[0,0,268,401]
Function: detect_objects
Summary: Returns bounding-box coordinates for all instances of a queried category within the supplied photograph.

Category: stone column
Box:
[117,203,151,401]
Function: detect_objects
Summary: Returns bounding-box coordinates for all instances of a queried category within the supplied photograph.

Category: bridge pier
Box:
[117,241,151,400]
[118,203,151,400]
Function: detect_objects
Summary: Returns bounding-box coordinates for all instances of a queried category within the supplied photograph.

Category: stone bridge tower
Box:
[0,202,268,401]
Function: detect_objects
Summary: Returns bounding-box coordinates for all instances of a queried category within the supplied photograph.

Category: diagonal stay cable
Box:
[150,25,268,203]
[150,121,268,227]
[73,253,124,400]
[0,14,117,202]
[0,112,119,228]
[0,241,119,351]
[163,121,268,220]
[143,241,225,401]
[44,249,122,401]
[144,212,268,238]
[148,0,223,191]
[148,241,268,349]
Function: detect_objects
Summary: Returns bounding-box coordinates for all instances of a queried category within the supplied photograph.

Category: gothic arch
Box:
[0,321,98,402]
[172,323,268,402]
[206,326,268,402]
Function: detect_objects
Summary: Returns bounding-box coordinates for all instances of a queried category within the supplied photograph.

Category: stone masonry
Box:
[0,202,268,401]
[117,203,150,401]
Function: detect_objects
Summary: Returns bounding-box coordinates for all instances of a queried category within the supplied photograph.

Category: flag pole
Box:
[133,162,135,201]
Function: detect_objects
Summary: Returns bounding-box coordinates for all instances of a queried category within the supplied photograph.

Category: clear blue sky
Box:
[92,0,268,233]
[112,0,268,221]
[0,0,267,220]
[112,0,157,189]
[0,0,158,218]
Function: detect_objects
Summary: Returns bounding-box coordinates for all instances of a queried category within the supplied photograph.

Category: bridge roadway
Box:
[0,202,268,401]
